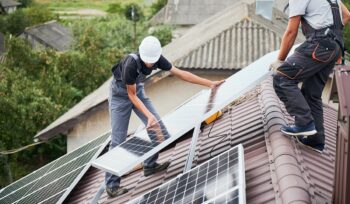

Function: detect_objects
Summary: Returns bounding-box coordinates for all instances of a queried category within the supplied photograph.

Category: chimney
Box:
[255,0,274,20]
[333,66,350,204]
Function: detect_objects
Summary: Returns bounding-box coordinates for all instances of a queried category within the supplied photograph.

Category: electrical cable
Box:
[207,110,231,158]
[0,141,46,155]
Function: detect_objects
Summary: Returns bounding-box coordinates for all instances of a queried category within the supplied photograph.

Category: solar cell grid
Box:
[0,161,57,198]
[15,166,84,204]
[129,145,243,204]
[0,132,111,204]
[38,191,65,204]
[203,187,239,204]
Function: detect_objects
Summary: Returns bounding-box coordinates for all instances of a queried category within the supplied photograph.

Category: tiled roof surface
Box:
[65,78,338,204]
[175,19,281,70]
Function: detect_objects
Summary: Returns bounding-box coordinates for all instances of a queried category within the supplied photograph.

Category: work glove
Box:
[269,59,284,72]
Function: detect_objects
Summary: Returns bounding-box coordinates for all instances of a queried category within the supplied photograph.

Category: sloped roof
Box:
[175,17,283,70]
[64,79,338,204]
[22,21,73,51]
[0,0,21,8]
[34,1,300,141]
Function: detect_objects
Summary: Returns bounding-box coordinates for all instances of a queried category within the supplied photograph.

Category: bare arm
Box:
[169,66,224,88]
[126,84,157,127]
[277,16,301,61]
[341,2,350,25]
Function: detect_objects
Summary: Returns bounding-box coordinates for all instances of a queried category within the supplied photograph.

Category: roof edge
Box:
[258,78,311,203]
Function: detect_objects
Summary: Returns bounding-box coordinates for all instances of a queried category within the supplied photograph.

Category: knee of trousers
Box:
[110,130,128,148]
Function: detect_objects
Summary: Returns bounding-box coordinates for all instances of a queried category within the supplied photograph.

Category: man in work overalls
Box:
[106,36,224,198]
[270,0,350,153]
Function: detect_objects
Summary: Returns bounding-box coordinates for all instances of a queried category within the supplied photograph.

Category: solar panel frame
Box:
[0,131,111,204]
[202,186,239,204]
[92,50,280,177]
[128,144,245,204]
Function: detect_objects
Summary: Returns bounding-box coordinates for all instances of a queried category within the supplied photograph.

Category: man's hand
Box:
[147,115,158,128]
[146,116,165,143]
[210,80,225,89]
[269,60,284,72]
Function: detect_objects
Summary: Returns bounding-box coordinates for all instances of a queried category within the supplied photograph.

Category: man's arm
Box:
[169,66,224,88]
[341,2,350,25]
[277,16,302,61]
[126,84,157,127]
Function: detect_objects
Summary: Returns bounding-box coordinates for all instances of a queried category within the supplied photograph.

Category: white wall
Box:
[67,73,227,152]
[5,7,17,14]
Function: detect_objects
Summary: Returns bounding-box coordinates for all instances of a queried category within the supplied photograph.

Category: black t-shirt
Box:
[113,53,172,85]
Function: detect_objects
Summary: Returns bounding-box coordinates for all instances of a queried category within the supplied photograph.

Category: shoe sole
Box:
[106,188,128,198]
[281,129,317,136]
[293,136,323,154]
[143,162,171,177]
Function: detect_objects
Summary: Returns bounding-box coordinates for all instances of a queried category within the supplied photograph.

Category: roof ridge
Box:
[24,20,58,32]
[258,78,311,203]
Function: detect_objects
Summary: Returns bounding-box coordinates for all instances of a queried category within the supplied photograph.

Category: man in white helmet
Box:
[106,36,224,198]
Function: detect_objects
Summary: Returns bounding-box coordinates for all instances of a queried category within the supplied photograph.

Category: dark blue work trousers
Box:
[273,38,340,145]
[105,79,159,189]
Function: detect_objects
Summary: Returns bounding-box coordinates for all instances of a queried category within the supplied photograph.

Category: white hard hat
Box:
[139,36,162,63]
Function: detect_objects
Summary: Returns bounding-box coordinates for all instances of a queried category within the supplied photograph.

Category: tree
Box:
[18,0,33,8]
[1,6,56,35]
[150,25,172,46]
[150,0,168,16]
[5,10,28,35]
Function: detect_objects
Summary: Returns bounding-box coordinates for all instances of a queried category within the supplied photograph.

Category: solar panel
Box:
[92,50,279,176]
[128,144,245,204]
[0,132,110,204]
[202,187,240,204]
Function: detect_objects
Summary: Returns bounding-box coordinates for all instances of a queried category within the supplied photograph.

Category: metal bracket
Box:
[90,183,105,204]
[183,123,202,173]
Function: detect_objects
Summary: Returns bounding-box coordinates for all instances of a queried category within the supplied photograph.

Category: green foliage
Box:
[18,0,33,8]
[150,0,167,16]
[0,39,68,187]
[0,6,56,35]
[107,3,124,14]
[4,10,28,35]
[124,3,144,22]
[150,25,172,46]
[344,2,350,52]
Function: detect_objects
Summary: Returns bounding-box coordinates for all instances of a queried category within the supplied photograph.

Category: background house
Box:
[0,0,21,14]
[20,21,73,51]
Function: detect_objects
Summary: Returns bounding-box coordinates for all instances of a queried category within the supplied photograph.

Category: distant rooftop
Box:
[0,0,21,8]
[22,21,73,51]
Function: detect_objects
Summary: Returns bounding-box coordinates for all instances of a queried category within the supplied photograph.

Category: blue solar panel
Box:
[0,132,110,204]
[129,144,245,204]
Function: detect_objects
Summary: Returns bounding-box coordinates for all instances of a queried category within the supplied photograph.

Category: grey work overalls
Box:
[105,54,163,189]
[273,0,343,146]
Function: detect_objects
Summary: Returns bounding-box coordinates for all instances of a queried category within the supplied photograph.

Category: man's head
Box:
[139,36,162,68]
